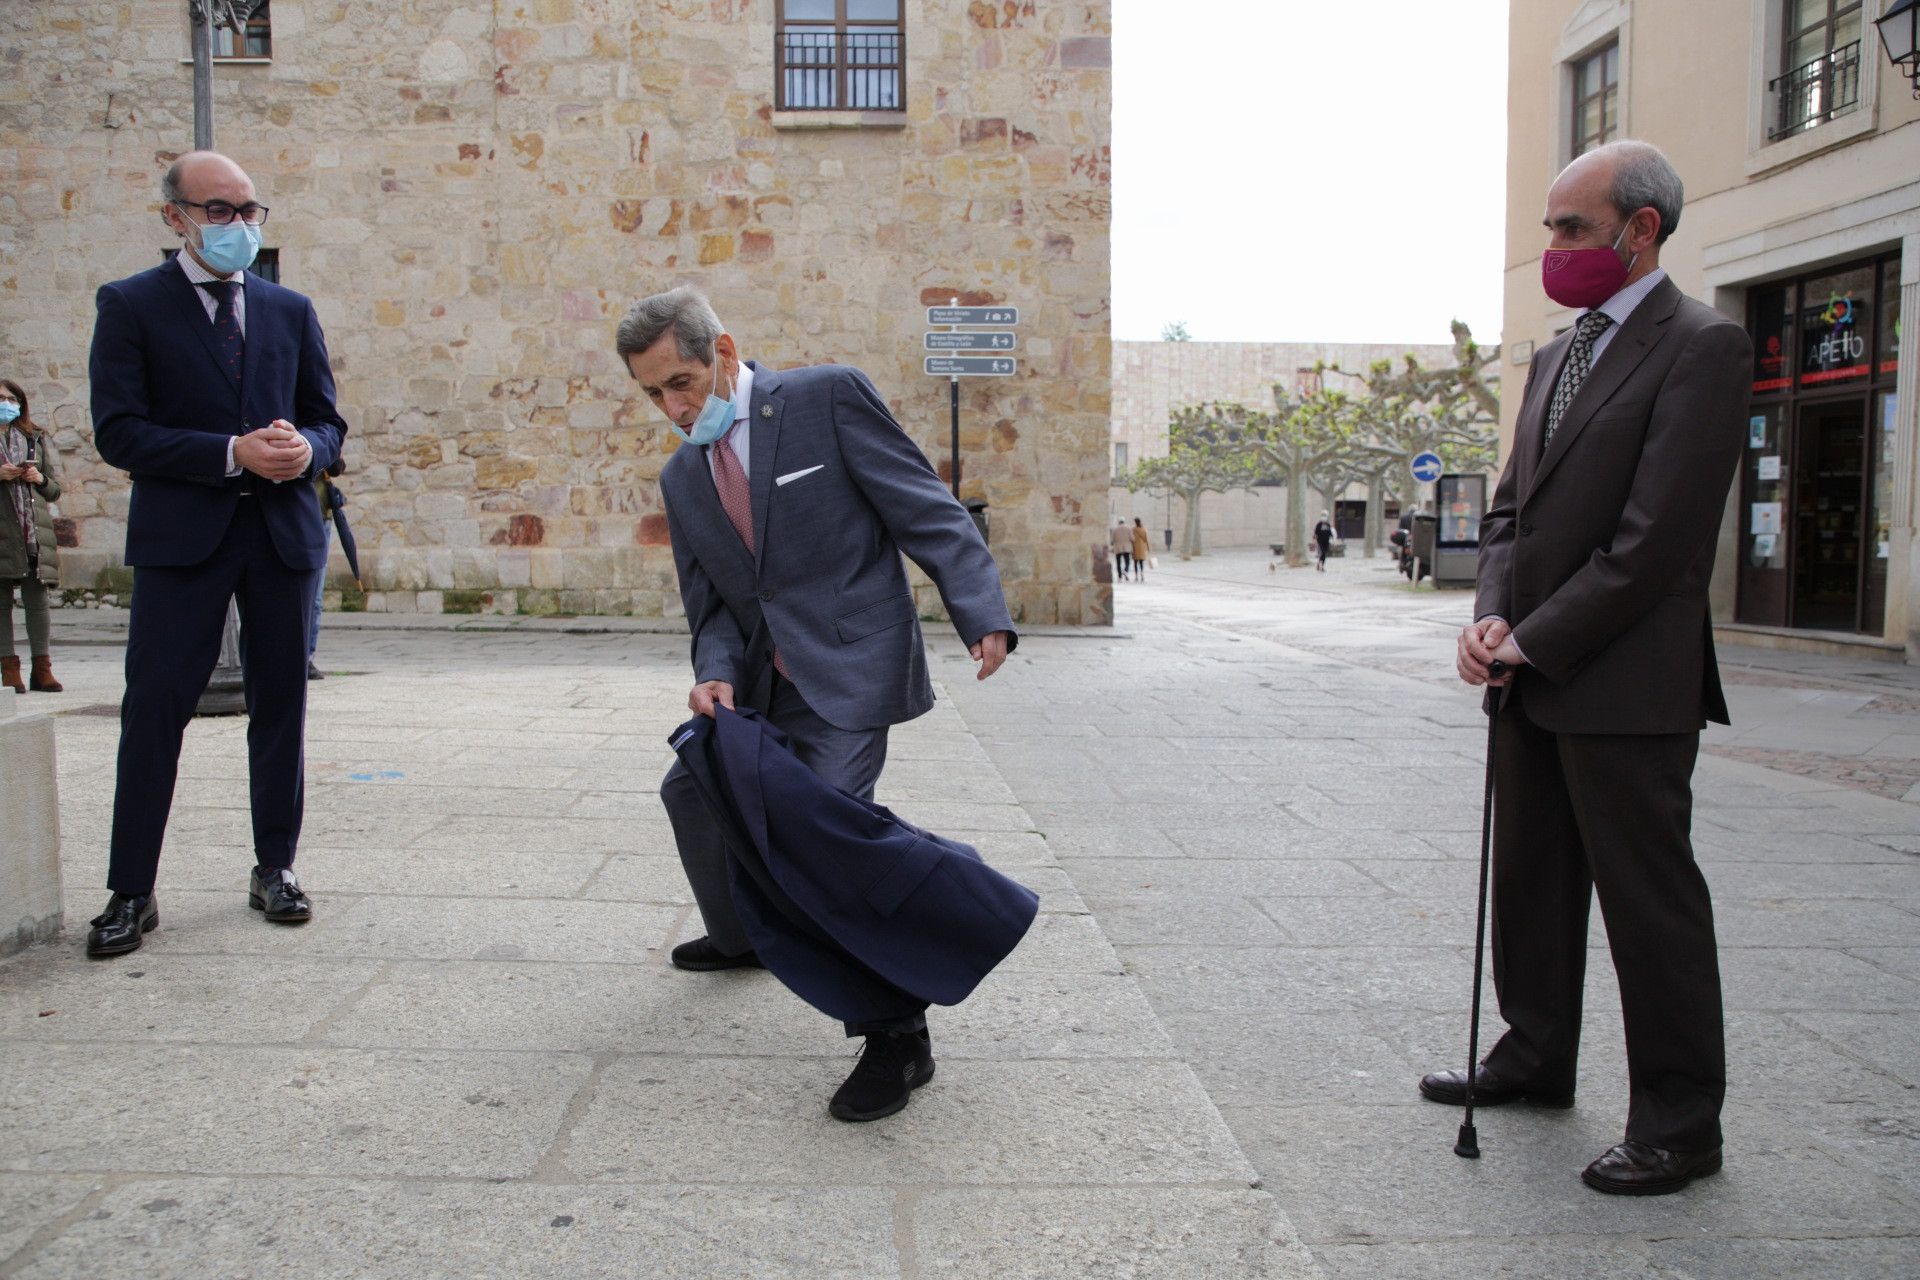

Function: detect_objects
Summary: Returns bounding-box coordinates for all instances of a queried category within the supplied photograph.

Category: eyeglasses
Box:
[173,199,270,226]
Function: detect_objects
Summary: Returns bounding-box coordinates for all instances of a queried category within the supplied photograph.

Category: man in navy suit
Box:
[84,151,347,958]
[617,287,1015,1121]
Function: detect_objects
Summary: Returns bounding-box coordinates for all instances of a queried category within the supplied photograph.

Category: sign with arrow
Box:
[924,356,1016,377]
[925,331,1016,351]
[1411,451,1443,483]
[927,306,1018,326]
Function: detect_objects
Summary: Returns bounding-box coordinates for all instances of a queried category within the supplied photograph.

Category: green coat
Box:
[0,432,62,585]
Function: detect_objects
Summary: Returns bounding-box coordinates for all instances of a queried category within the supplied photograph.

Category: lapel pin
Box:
[760,405,773,418]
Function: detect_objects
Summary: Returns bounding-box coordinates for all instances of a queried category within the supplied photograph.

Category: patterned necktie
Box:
[710,425,788,677]
[1543,310,1614,448]
[197,280,244,381]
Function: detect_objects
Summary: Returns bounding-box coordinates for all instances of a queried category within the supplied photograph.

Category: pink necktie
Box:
[711,428,788,677]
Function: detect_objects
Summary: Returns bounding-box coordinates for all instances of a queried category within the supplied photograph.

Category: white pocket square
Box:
[775,465,825,487]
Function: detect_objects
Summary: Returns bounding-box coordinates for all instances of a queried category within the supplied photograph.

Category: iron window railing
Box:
[776,2,903,111]
[1769,39,1861,139]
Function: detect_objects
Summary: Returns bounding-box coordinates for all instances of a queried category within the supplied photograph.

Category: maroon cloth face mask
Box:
[1540,224,1635,309]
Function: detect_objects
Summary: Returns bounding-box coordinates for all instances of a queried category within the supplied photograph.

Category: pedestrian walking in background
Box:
[84,150,349,958]
[0,378,64,694]
[1110,517,1131,582]
[1130,517,1150,581]
[1313,511,1335,572]
[1429,140,1748,1197]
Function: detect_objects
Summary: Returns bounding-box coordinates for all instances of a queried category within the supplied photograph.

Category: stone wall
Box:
[0,0,1114,625]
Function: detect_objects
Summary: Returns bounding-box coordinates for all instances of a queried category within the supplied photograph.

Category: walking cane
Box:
[1454,658,1508,1160]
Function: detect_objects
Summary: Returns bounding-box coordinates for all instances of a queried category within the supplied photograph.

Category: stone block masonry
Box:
[0,0,1113,625]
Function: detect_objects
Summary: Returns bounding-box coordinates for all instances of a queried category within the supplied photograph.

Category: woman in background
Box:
[0,379,64,692]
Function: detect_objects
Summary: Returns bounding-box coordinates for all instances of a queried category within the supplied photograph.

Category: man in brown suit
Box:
[1419,140,1751,1196]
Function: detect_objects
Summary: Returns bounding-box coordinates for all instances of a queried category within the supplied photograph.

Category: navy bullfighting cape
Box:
[668,705,1039,1025]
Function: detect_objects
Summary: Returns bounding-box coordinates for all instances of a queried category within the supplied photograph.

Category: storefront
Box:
[1737,252,1902,635]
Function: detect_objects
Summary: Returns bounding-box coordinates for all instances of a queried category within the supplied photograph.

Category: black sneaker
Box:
[829,1029,935,1122]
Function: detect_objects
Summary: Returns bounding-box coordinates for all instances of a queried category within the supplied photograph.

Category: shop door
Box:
[1790,397,1869,632]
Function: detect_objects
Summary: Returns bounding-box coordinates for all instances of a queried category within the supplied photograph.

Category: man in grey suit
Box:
[617,287,1016,1122]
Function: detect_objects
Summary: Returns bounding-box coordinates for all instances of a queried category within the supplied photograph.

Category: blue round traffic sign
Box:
[1410,451,1443,483]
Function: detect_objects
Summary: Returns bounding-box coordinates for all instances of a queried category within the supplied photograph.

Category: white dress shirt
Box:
[704,359,755,484]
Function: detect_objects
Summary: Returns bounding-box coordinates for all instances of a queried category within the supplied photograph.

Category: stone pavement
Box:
[937,548,1919,1279]
[0,615,1311,1278]
[3,550,1918,1278]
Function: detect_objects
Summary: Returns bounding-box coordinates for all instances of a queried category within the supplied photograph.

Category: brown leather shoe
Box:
[1581,1140,1722,1195]
[1419,1064,1575,1109]
[0,655,21,693]
[28,655,62,693]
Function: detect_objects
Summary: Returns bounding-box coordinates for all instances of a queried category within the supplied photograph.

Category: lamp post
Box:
[1878,0,1920,97]
[187,0,268,717]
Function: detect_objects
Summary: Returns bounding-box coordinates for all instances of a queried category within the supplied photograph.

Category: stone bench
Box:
[0,693,62,954]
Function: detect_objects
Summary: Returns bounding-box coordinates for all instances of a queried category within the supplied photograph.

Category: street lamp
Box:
[1877,0,1920,98]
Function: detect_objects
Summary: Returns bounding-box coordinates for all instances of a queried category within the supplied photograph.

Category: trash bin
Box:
[964,499,990,546]
[1410,512,1437,585]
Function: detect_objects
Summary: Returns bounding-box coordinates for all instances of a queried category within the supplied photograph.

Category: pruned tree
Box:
[1161,320,1192,342]
[1334,321,1503,518]
[1245,375,1358,568]
[1124,402,1261,560]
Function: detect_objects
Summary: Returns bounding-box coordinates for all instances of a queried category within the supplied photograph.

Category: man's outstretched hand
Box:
[970,630,1011,681]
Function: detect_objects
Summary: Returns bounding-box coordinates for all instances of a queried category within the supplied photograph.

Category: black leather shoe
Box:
[1419,1064,1574,1109]
[307,660,325,681]
[1582,1140,1723,1195]
[829,1029,935,1122]
[86,893,158,958]
[249,868,312,923]
[670,936,763,971]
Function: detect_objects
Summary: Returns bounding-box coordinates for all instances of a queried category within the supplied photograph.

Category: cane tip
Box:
[1453,1123,1480,1159]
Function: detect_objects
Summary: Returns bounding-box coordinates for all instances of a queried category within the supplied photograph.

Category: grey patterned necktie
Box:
[1543,310,1614,447]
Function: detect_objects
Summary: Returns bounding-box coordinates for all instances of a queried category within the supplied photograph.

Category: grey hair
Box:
[1595,140,1684,243]
[615,287,725,364]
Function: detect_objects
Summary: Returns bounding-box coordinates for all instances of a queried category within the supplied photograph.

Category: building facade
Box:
[0,0,1114,625]
[1110,338,1460,551]
[1506,0,1920,656]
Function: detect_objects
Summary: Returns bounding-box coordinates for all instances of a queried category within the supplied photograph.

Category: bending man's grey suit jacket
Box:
[661,360,1015,731]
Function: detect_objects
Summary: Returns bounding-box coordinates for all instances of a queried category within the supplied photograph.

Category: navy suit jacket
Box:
[669,706,1039,1025]
[89,260,347,570]
[661,361,1015,732]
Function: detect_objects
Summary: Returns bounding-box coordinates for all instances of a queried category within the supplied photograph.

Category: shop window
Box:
[1113,442,1128,474]
[1569,41,1619,157]
[1879,258,1902,380]
[1797,263,1874,389]
[1769,0,1862,139]
[776,0,903,111]
[1750,284,1794,395]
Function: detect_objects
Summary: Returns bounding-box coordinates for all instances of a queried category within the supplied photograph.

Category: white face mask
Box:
[668,347,735,446]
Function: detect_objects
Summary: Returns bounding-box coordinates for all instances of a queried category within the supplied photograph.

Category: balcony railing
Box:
[779,28,903,111]
[1769,40,1861,140]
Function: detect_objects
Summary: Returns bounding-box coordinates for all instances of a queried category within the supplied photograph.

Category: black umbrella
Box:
[323,479,362,589]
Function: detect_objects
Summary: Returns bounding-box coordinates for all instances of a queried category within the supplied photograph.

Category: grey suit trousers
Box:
[661,673,889,958]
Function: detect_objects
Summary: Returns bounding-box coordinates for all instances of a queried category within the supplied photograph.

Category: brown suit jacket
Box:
[1478,275,1751,735]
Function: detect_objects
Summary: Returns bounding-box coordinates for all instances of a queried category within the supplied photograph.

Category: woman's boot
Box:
[29,655,62,693]
[1,655,22,693]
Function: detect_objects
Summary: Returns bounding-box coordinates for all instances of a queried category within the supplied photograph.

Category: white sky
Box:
[1111,0,1512,347]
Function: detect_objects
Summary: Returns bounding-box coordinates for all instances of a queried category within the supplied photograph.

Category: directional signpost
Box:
[1411,450,1444,484]
[925,301,1021,497]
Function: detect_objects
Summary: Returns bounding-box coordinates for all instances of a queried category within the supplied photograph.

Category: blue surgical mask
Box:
[195,220,261,275]
[667,348,736,446]
[0,403,18,425]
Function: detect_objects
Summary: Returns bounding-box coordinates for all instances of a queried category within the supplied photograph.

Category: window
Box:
[1770,0,1862,138]
[776,1,903,111]
[1569,42,1619,157]
[1113,442,1128,474]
